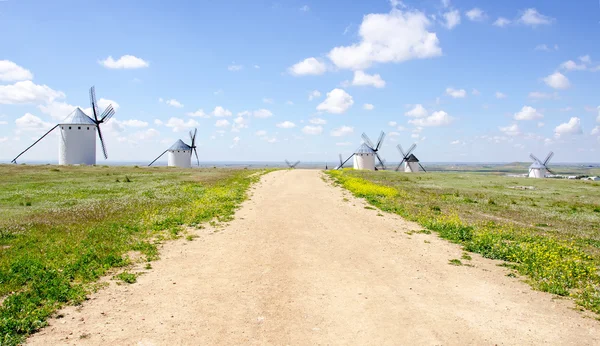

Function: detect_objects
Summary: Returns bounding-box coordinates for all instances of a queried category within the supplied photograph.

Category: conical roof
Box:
[60,107,96,125]
[406,154,419,162]
[355,143,375,154]
[168,139,191,151]
[529,161,544,169]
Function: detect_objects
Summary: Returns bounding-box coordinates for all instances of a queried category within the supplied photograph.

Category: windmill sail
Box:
[11,125,59,164]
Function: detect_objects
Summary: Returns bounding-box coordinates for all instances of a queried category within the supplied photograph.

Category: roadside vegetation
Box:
[326,169,600,316]
[0,164,264,345]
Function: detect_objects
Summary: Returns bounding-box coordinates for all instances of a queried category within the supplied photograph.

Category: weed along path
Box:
[28,170,599,345]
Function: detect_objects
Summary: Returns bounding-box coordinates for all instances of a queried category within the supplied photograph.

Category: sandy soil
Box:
[27,170,599,345]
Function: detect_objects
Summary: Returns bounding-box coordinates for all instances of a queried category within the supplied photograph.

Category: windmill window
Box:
[78,126,81,130]
[69,126,71,130]
[87,127,90,130]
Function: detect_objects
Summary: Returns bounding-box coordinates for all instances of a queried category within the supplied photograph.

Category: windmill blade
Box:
[338,154,354,169]
[191,128,198,148]
[543,151,554,165]
[100,104,115,122]
[397,144,406,157]
[545,166,556,175]
[97,126,108,159]
[530,153,541,163]
[293,161,300,168]
[395,158,407,172]
[375,131,386,150]
[285,159,292,168]
[148,150,168,166]
[418,162,427,172]
[375,152,386,170]
[361,132,374,148]
[89,86,99,121]
[406,143,417,157]
[11,125,59,164]
[193,148,200,166]
[338,154,344,166]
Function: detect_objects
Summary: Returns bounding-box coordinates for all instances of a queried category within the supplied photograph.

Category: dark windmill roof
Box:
[406,153,420,162]
[168,139,191,151]
[354,143,375,154]
[60,107,96,125]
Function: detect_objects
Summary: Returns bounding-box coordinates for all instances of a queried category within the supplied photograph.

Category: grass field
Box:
[327,169,600,316]
[0,164,264,345]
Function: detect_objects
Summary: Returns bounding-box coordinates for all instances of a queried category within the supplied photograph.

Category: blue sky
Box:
[1,0,599,164]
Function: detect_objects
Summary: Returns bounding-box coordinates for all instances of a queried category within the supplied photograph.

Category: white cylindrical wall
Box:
[528,168,544,178]
[168,150,192,168]
[405,162,419,172]
[59,124,97,165]
[353,153,375,170]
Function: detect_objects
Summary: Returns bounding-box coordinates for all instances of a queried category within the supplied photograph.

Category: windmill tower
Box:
[149,128,199,168]
[285,160,300,169]
[528,152,554,178]
[337,131,386,171]
[396,143,426,172]
[11,86,115,165]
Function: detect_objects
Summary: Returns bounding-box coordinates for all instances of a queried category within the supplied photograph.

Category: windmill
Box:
[148,128,199,168]
[528,151,554,178]
[395,143,426,172]
[285,160,300,169]
[337,131,386,171]
[11,86,115,165]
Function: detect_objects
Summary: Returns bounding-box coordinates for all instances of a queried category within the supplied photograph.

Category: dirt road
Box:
[28,170,599,345]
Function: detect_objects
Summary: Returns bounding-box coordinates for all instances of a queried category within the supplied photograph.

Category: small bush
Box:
[115,272,138,284]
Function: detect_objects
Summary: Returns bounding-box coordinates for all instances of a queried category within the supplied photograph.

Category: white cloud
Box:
[535,44,559,52]
[597,106,600,123]
[232,116,249,132]
[302,125,323,135]
[528,91,558,100]
[215,119,230,127]
[405,104,428,117]
[591,126,600,136]
[408,110,453,127]
[254,65,260,69]
[286,101,294,105]
[493,17,511,27]
[327,9,442,70]
[288,57,327,76]
[336,141,352,146]
[560,60,586,71]
[228,64,243,71]
[255,130,267,136]
[465,8,485,21]
[0,121,7,125]
[0,60,33,81]
[0,81,65,105]
[472,89,481,96]
[317,88,354,114]
[445,87,466,98]
[213,106,232,117]
[580,55,591,64]
[514,106,543,120]
[231,136,241,148]
[187,109,210,118]
[253,109,273,118]
[495,91,507,99]
[164,117,199,132]
[519,8,553,27]
[15,113,53,133]
[442,10,461,29]
[300,5,309,12]
[0,137,7,143]
[543,72,570,90]
[308,90,321,101]
[309,117,327,125]
[166,99,184,108]
[538,122,545,128]
[450,140,461,145]
[262,98,274,104]
[554,117,582,136]
[38,101,77,120]
[130,128,159,141]
[347,70,386,88]
[99,55,149,69]
[121,119,148,128]
[499,124,520,136]
[330,125,354,137]
[388,121,397,127]
[276,121,296,129]
[363,103,375,110]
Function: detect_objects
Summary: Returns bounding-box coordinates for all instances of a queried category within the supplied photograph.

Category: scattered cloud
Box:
[0,60,33,81]
[543,72,570,89]
[336,141,352,146]
[255,130,267,136]
[327,9,442,70]
[442,10,461,29]
[228,64,243,71]
[591,126,600,136]
[213,106,232,117]
[99,55,149,69]
[528,91,558,100]
[519,8,554,27]
[164,117,199,132]
[215,119,230,127]
[288,57,327,76]
[317,88,354,114]
[560,60,586,71]
[165,99,183,108]
[388,121,397,127]
[330,125,354,137]
[300,5,309,12]
[309,117,327,125]
[187,109,209,118]
[535,44,559,51]
[276,121,296,129]
[495,92,507,99]
[445,87,467,98]
[554,117,582,136]
[0,81,65,105]
[308,90,321,101]
[493,17,511,27]
[262,98,274,104]
[302,125,323,135]
[346,70,386,88]
[120,119,148,128]
[15,113,53,133]
[514,106,543,120]
[472,89,481,96]
[405,104,428,117]
[253,109,273,118]
[363,103,375,110]
[465,8,485,21]
[499,123,521,136]
[408,110,453,127]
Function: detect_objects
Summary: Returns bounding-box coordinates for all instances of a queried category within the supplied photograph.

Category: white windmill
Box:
[395,143,426,172]
[528,151,554,178]
[148,128,199,168]
[11,86,115,165]
[337,131,386,171]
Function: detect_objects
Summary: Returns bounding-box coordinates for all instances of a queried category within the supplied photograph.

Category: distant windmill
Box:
[395,143,426,172]
[285,160,300,169]
[11,86,115,165]
[148,128,199,168]
[529,151,554,178]
[337,131,386,170]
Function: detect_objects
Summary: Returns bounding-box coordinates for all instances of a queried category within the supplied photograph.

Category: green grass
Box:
[0,164,266,344]
[327,169,600,315]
